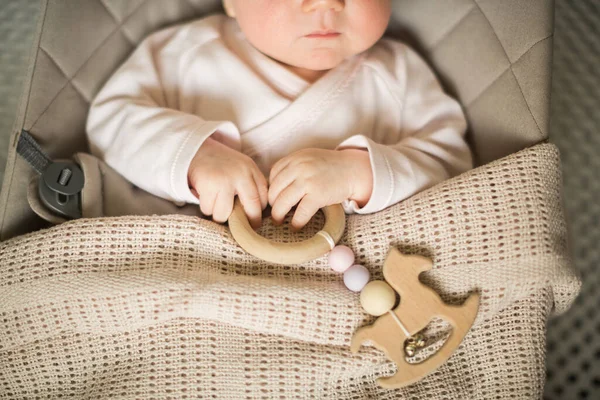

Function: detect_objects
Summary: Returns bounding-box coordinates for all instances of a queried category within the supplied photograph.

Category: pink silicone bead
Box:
[328,245,355,273]
[343,265,370,292]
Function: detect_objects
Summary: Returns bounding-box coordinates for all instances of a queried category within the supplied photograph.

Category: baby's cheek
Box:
[350,1,391,51]
[235,6,296,61]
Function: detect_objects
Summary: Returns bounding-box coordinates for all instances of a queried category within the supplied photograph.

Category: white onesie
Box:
[86,14,473,214]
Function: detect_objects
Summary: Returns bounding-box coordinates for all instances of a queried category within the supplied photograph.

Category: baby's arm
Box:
[86,22,240,205]
[337,44,473,214]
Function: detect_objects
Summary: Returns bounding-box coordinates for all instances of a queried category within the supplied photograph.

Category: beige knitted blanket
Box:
[0,143,580,399]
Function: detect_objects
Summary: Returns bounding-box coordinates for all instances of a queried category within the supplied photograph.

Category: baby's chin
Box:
[296,49,347,71]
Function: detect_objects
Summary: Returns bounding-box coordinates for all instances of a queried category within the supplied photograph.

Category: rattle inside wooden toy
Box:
[228,198,346,265]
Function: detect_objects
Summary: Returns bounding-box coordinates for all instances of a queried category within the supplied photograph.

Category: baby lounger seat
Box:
[0,0,581,398]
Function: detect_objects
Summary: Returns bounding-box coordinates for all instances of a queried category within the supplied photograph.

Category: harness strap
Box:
[16,130,51,175]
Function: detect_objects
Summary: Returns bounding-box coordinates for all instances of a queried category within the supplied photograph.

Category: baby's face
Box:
[226,0,391,72]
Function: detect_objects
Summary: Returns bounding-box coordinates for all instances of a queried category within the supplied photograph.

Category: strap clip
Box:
[38,161,84,219]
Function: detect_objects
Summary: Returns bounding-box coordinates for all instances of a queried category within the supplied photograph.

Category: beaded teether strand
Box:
[387,309,411,338]
[327,244,425,356]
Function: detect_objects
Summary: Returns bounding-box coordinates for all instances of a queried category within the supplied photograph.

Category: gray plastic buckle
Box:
[38,162,84,219]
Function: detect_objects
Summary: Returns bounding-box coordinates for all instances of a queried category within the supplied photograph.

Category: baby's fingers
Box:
[270,182,305,226]
[199,187,217,217]
[269,155,293,186]
[252,169,269,210]
[291,195,320,231]
[212,190,235,224]
[237,178,263,229]
[268,164,297,207]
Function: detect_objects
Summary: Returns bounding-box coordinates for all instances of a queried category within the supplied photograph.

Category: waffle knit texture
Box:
[0,143,580,399]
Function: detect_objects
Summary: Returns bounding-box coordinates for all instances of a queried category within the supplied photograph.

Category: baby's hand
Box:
[188,137,268,228]
[268,148,373,230]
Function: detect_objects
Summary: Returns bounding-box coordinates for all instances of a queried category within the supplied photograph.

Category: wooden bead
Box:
[359,280,397,316]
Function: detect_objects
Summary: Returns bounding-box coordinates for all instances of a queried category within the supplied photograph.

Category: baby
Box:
[86,0,472,231]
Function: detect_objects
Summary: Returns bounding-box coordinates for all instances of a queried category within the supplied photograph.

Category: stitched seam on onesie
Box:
[171,122,206,201]
[382,151,395,209]
[360,40,408,136]
[361,55,404,108]
[398,44,410,137]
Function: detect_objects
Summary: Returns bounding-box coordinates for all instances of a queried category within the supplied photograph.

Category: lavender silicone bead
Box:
[328,245,355,273]
[343,265,370,292]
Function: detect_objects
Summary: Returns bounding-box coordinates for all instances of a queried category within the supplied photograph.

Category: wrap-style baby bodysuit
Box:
[86,14,473,214]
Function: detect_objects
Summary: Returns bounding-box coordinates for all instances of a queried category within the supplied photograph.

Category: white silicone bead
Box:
[328,245,355,273]
[343,265,370,292]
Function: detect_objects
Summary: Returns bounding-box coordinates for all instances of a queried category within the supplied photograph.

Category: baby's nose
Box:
[302,0,344,13]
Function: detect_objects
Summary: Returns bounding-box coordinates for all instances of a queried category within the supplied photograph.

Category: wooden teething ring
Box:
[228,198,346,265]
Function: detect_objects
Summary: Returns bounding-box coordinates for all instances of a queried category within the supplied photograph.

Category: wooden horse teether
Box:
[351,248,480,388]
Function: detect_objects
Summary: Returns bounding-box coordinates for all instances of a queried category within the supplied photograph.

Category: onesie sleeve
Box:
[336,44,473,214]
[86,20,240,205]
